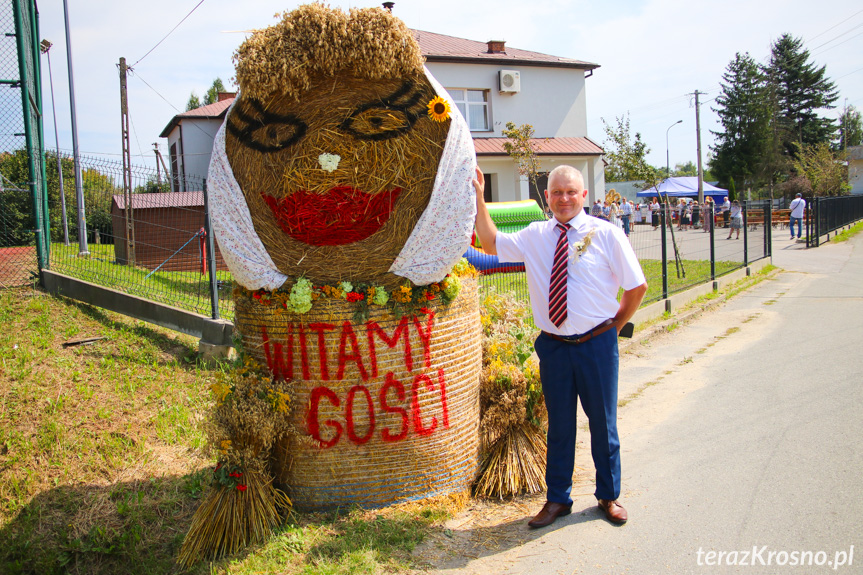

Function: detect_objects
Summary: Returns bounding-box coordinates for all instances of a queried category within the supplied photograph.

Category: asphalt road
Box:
[434,230,863,574]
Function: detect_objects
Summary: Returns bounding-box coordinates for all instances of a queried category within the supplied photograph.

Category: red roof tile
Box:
[160,100,232,137]
[474,137,603,156]
[413,30,599,70]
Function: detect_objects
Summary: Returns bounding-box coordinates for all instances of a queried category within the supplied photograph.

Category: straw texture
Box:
[234,277,482,510]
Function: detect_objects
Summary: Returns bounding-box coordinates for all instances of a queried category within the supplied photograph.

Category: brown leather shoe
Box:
[527,501,572,528]
[597,499,628,524]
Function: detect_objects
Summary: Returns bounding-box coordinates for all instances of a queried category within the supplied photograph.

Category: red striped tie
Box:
[549,223,570,328]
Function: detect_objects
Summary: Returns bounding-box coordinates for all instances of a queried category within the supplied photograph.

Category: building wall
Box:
[426,62,587,138]
[850,159,863,195]
[111,204,228,272]
[165,118,223,191]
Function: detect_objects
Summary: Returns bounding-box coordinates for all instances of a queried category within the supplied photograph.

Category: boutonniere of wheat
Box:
[569,228,597,263]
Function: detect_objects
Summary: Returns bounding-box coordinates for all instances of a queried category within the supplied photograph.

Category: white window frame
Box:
[447,88,491,132]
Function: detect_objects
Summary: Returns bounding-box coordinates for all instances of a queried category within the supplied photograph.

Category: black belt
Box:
[542,319,616,345]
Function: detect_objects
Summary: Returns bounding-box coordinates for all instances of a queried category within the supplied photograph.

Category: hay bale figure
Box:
[181,4,481,566]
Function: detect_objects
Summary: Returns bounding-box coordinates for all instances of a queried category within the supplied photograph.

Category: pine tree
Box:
[204,78,227,106]
[710,52,771,190]
[836,105,863,150]
[764,34,839,155]
[185,92,201,112]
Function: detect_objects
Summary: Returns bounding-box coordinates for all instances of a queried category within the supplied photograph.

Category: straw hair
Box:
[233,4,424,103]
[233,276,482,510]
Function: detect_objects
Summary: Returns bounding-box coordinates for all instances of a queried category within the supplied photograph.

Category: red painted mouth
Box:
[262,186,402,246]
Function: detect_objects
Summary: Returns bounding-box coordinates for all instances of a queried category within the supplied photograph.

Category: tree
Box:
[672,161,697,177]
[710,52,771,190]
[791,142,849,197]
[502,122,547,211]
[185,92,201,112]
[601,113,660,183]
[764,34,839,155]
[186,78,227,111]
[204,78,226,106]
[836,105,863,150]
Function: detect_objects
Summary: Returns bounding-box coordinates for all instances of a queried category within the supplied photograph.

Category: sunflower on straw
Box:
[178,358,297,567]
[427,95,451,122]
[473,289,547,499]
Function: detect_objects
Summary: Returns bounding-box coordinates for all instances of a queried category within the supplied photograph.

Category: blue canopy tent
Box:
[636,177,728,199]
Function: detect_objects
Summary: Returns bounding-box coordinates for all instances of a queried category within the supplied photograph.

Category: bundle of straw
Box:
[472,289,548,499]
[473,423,547,499]
[177,466,290,567]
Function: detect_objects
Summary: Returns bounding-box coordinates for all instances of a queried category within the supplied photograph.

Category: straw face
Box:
[225,72,449,289]
[234,277,482,510]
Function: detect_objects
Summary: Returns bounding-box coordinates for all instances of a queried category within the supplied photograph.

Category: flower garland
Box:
[239,258,477,322]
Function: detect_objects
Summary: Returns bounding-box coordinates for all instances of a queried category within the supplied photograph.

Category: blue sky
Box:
[35,0,863,175]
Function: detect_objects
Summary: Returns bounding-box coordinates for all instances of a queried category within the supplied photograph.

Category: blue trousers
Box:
[790,216,802,238]
[621,215,630,236]
[535,328,621,504]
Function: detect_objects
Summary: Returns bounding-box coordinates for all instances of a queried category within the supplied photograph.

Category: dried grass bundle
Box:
[233,4,423,102]
[177,463,291,568]
[473,423,547,499]
[473,290,547,499]
[178,363,297,566]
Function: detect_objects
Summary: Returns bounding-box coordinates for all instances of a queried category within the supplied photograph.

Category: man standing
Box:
[590,199,603,218]
[473,165,647,527]
[721,196,731,228]
[621,198,633,237]
[789,193,806,240]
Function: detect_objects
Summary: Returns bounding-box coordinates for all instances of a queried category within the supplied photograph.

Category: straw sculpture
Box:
[225,4,450,290]
[184,3,481,564]
[473,289,548,499]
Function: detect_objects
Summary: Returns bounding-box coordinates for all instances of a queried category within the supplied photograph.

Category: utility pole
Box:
[63,0,88,254]
[119,57,135,265]
[694,90,704,205]
[153,142,170,192]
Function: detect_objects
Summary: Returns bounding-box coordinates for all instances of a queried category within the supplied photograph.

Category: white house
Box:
[160,29,604,204]
[849,145,863,195]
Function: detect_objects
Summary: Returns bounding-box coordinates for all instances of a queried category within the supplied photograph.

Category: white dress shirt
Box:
[496,211,646,335]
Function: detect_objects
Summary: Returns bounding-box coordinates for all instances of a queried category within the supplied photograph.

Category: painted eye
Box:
[339,80,428,141]
[227,101,308,153]
[339,107,413,140]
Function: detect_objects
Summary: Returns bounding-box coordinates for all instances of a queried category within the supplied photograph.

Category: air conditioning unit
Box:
[499,70,520,93]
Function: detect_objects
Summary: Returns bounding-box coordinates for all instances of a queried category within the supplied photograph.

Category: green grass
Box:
[0,287,456,574]
[639,259,740,303]
[49,242,235,320]
[830,220,863,243]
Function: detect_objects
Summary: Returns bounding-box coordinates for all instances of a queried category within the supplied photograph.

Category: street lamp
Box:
[666,120,683,180]
[40,39,70,246]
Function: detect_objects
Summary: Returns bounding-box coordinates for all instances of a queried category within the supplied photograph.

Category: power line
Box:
[805,7,863,43]
[131,0,207,68]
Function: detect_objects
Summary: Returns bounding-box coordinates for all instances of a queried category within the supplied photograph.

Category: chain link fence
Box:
[0,0,42,287]
[44,151,234,319]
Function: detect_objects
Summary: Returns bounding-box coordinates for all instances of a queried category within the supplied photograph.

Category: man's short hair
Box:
[547,165,585,190]
[796,193,802,197]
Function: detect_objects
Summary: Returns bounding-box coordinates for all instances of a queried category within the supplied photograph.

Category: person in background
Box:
[680,199,691,231]
[621,199,633,237]
[650,197,660,230]
[721,196,731,228]
[702,197,714,233]
[591,199,603,219]
[472,165,647,529]
[789,193,806,240]
[727,200,743,239]
[691,200,701,229]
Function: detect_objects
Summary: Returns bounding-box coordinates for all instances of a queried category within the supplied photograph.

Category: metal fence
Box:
[0,0,44,288]
[807,195,863,247]
[43,151,233,319]
[475,200,773,312]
